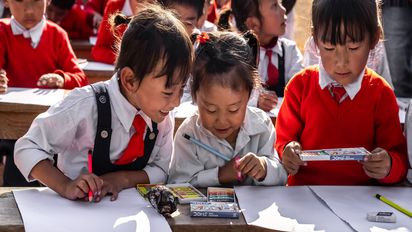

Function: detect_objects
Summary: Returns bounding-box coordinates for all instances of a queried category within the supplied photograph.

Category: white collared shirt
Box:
[0,2,4,18]
[258,37,303,85]
[15,75,174,184]
[10,16,45,48]
[318,62,364,100]
[168,107,287,187]
[121,0,133,16]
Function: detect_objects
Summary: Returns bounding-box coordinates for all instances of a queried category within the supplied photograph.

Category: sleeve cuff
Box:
[197,167,220,187]
[144,165,167,184]
[254,158,287,186]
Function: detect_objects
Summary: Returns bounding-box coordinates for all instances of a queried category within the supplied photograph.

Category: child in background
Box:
[14,4,193,201]
[405,100,412,183]
[275,0,408,186]
[168,31,287,187]
[91,0,140,64]
[0,0,87,186]
[197,0,217,32]
[218,0,303,112]
[0,0,87,91]
[0,0,10,18]
[157,0,204,35]
[47,0,94,40]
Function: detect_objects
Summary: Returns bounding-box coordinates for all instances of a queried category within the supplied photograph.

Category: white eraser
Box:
[367,212,396,223]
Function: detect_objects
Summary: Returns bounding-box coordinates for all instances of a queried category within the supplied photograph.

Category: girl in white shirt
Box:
[168,31,287,187]
[14,5,193,201]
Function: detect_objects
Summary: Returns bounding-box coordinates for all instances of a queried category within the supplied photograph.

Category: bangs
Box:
[313,0,378,45]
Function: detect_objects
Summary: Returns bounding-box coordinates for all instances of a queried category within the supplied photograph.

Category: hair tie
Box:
[197,32,210,44]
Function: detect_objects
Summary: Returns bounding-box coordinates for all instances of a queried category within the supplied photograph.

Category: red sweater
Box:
[87,0,109,15]
[91,0,127,64]
[0,19,88,89]
[275,66,408,186]
[59,4,94,40]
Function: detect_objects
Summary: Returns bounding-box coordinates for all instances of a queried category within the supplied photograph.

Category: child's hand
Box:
[0,69,8,93]
[238,153,267,181]
[95,172,126,201]
[63,173,103,201]
[258,90,278,112]
[37,73,64,88]
[362,147,391,179]
[282,141,305,176]
[218,158,241,184]
[93,12,103,28]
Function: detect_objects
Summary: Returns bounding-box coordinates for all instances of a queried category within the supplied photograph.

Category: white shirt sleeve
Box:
[405,100,412,183]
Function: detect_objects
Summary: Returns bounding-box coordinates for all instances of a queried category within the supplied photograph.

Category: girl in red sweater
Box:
[275,0,409,185]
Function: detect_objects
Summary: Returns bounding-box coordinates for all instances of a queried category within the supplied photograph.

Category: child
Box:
[92,0,203,64]
[14,4,193,201]
[91,0,139,64]
[275,0,408,186]
[0,0,87,186]
[0,0,87,91]
[168,31,287,187]
[47,0,94,40]
[218,0,303,112]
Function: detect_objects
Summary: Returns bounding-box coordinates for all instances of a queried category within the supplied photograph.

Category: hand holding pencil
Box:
[237,152,268,182]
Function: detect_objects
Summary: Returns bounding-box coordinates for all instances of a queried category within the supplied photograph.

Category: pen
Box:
[88,150,93,202]
[183,133,243,181]
[375,194,412,218]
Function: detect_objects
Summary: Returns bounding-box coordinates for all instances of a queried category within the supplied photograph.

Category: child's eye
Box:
[323,47,335,51]
[348,46,360,51]
[163,91,173,96]
[206,108,216,113]
[228,108,239,113]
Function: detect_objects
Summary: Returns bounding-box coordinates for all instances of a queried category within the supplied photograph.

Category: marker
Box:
[88,150,94,202]
[375,194,412,218]
[183,133,243,181]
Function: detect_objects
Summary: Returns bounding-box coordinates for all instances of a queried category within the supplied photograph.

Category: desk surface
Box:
[0,188,272,232]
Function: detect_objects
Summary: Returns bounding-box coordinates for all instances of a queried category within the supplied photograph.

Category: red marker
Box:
[88,150,93,202]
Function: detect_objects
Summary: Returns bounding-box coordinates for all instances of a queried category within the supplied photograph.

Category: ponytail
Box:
[217,8,232,31]
[109,13,132,32]
[243,30,260,68]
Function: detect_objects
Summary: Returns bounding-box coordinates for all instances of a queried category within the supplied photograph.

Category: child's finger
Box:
[76,179,90,195]
[110,191,119,201]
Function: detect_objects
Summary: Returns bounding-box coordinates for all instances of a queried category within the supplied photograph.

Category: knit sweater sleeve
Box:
[373,80,408,184]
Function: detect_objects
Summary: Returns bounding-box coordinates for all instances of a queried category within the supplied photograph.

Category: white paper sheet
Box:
[310,186,412,232]
[83,61,115,71]
[397,98,411,124]
[13,188,171,232]
[0,87,65,106]
[234,186,351,232]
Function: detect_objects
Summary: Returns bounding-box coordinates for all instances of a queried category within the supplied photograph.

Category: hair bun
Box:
[113,14,132,27]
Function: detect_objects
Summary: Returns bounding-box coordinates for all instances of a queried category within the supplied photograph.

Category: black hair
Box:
[50,0,75,10]
[218,0,261,32]
[111,3,193,88]
[191,31,260,100]
[157,0,205,19]
[312,0,382,45]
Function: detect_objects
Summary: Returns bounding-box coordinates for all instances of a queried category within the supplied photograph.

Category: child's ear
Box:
[119,67,139,92]
[370,29,381,50]
[4,0,9,8]
[245,16,261,33]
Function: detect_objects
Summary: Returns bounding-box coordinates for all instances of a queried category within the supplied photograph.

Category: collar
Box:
[106,75,153,133]
[259,38,283,59]
[10,16,45,48]
[318,63,364,100]
[121,0,133,16]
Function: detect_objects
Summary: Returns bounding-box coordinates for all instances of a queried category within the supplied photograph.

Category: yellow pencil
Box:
[375,194,412,218]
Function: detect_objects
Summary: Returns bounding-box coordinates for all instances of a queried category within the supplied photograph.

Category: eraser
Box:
[367,212,396,223]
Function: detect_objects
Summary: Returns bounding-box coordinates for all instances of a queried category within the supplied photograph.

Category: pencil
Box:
[183,133,244,181]
[375,194,412,217]
[88,150,93,202]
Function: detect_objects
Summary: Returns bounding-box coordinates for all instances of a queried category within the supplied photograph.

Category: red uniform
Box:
[0,19,88,89]
[91,0,127,64]
[275,66,408,185]
[59,4,94,40]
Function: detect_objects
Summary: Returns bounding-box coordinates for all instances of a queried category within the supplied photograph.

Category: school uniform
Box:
[58,4,94,40]
[14,75,173,184]
[0,17,87,89]
[405,100,412,183]
[91,0,129,64]
[86,0,109,15]
[275,65,408,185]
[258,38,303,94]
[168,107,287,187]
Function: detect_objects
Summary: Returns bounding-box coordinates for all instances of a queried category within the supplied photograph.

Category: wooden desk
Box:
[0,188,273,232]
[82,61,115,84]
[70,39,93,60]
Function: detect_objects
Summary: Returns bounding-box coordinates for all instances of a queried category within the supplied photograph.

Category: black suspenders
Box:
[90,83,159,176]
